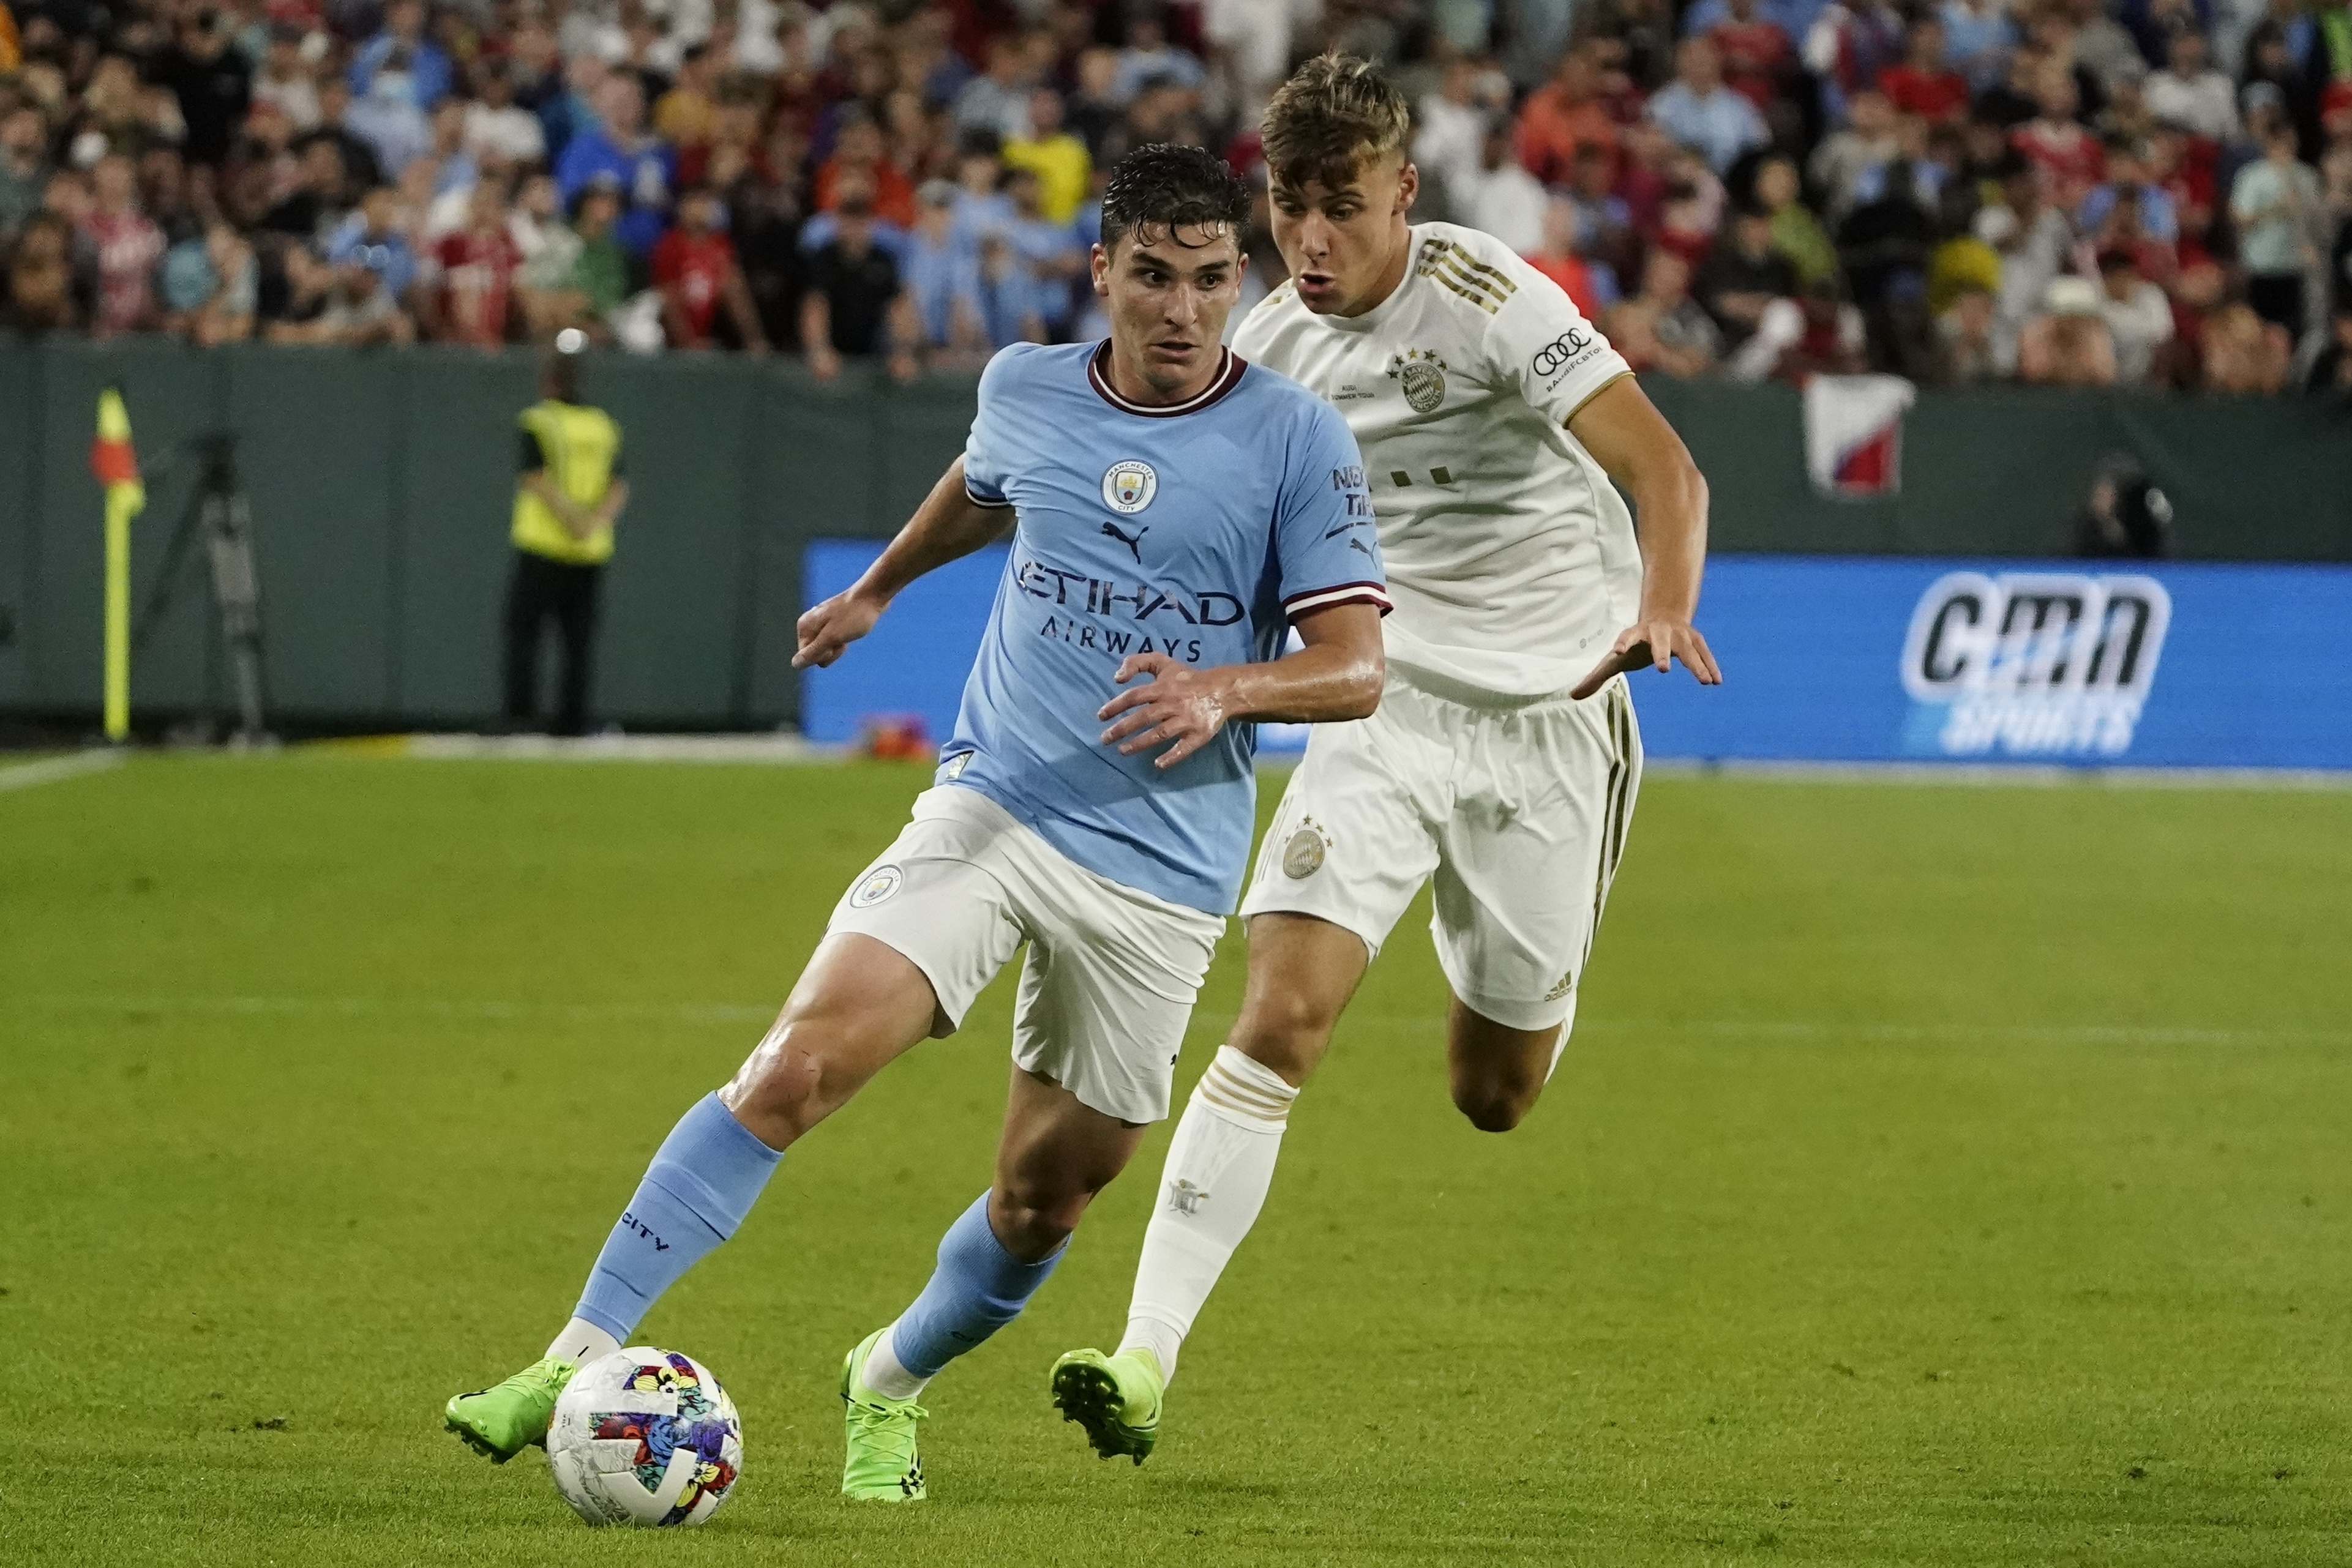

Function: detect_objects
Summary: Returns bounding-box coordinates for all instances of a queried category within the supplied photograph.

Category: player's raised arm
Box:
[1564,377,1723,700]
[792,455,1013,670]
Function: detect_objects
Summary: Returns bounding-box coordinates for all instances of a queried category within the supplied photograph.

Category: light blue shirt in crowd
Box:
[1647,81,1769,173]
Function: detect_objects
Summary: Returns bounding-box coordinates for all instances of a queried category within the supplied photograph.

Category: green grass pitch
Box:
[4,753,2347,1566]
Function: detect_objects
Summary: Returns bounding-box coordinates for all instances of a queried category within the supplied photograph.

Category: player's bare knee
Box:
[1453,1081,1537,1133]
[987,1181,1088,1261]
[721,1036,826,1146]
[1230,999,1336,1087]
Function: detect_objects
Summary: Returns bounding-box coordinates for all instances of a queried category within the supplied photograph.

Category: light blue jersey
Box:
[945,340,1387,914]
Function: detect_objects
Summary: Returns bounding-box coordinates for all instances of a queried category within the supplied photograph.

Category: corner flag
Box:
[92,387,145,742]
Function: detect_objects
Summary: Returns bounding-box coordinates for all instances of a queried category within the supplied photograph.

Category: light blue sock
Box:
[574,1092,782,1343]
[887,1192,1066,1378]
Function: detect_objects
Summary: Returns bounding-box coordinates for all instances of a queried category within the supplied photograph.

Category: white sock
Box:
[546,1317,622,1367]
[861,1321,931,1400]
[1118,1045,1297,1388]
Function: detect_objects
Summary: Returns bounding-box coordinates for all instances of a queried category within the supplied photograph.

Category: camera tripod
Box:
[132,431,271,745]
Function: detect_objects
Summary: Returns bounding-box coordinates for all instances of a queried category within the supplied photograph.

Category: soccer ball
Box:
[547,1348,744,1527]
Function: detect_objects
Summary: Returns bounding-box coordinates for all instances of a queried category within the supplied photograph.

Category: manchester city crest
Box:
[1101,459,1158,514]
[1387,348,1448,413]
[849,864,904,908]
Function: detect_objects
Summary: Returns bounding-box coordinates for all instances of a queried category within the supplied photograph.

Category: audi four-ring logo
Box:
[1530,328,1594,378]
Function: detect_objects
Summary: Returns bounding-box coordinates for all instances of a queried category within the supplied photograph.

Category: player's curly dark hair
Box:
[1098,144,1251,255]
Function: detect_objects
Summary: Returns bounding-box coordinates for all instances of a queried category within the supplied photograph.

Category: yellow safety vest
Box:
[512,400,623,566]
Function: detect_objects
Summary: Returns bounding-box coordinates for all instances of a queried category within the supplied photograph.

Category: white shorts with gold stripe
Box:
[1238,669,1641,1034]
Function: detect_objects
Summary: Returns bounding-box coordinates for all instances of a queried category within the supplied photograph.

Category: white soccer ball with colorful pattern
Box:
[547,1348,743,1527]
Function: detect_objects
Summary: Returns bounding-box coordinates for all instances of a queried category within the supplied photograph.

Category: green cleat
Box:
[443,1356,578,1463]
[841,1329,927,1501]
[1049,1346,1162,1465]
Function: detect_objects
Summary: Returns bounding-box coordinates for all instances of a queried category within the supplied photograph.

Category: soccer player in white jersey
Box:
[442,146,1391,1503]
[1049,57,1720,1463]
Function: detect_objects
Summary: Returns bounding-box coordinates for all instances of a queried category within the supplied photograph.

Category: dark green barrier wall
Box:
[4,338,2347,728]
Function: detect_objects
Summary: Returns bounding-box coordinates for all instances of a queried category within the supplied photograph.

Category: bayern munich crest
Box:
[1101,460,1158,514]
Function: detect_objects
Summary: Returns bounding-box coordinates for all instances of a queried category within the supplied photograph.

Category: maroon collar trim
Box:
[1086,340,1248,417]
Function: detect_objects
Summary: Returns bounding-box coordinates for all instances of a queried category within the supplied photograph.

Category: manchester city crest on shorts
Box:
[1101,460,1158,514]
[1386,348,1448,414]
[849,864,904,908]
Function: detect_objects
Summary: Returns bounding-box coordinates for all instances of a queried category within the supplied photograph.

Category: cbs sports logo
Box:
[1900,572,2171,758]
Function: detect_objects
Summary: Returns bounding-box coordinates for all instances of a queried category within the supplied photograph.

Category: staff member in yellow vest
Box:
[505,348,627,736]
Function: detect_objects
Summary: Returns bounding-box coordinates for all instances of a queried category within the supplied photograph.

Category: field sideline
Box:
[4,753,2347,1566]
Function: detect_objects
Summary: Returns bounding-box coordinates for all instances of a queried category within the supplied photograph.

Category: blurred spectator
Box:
[468,62,549,169]
[162,220,257,345]
[956,34,1040,144]
[998,166,1082,338]
[325,185,418,303]
[1513,45,1620,189]
[1939,0,2017,93]
[424,181,522,347]
[1002,89,1090,225]
[2095,247,2175,382]
[346,56,432,177]
[2232,121,2321,336]
[151,10,252,168]
[654,45,723,152]
[901,177,987,357]
[1937,283,2002,380]
[1753,152,1839,283]
[1648,38,1769,174]
[1811,89,1901,220]
[814,112,915,228]
[1526,198,1612,316]
[1805,0,1909,110]
[555,77,674,256]
[1732,275,1872,378]
[653,184,767,351]
[2011,68,2105,213]
[1699,200,1800,347]
[1881,20,1969,123]
[523,182,630,343]
[252,27,323,134]
[350,0,452,112]
[2200,299,2292,390]
[1114,10,1207,103]
[2019,275,2119,386]
[801,195,916,382]
[4,211,84,332]
[2144,28,2239,141]
[1459,116,1550,253]
[1608,250,1722,374]
[0,106,50,234]
[80,153,163,337]
[1418,58,1507,201]
[1709,0,1796,113]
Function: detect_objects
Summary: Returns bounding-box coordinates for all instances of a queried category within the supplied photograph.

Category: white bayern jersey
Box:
[1234,221,1641,698]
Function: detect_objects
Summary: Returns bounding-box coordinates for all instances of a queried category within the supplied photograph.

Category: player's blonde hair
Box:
[1261,53,1412,194]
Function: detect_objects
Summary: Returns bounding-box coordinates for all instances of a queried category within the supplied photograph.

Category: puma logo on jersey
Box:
[1101,520,1149,562]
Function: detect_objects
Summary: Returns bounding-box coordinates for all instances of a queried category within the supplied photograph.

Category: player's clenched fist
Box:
[1098,653,1234,769]
[793,589,885,670]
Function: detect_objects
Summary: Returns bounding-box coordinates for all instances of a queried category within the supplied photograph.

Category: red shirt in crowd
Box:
[2012,119,2106,211]
[80,209,164,335]
[432,226,521,346]
[813,156,916,226]
[1878,64,1969,122]
[651,226,736,344]
[1527,252,1605,318]
[1712,20,1793,111]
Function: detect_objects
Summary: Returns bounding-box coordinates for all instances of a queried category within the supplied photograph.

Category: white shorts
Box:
[1240,670,1641,1034]
[826,786,1225,1125]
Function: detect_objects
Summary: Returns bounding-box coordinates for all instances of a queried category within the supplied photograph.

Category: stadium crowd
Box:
[4,0,2351,392]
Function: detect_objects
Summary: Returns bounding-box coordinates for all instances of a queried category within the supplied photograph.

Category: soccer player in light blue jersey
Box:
[444,145,1390,1503]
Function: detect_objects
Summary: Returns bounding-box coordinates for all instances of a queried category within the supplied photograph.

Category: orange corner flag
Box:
[92,386,144,496]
